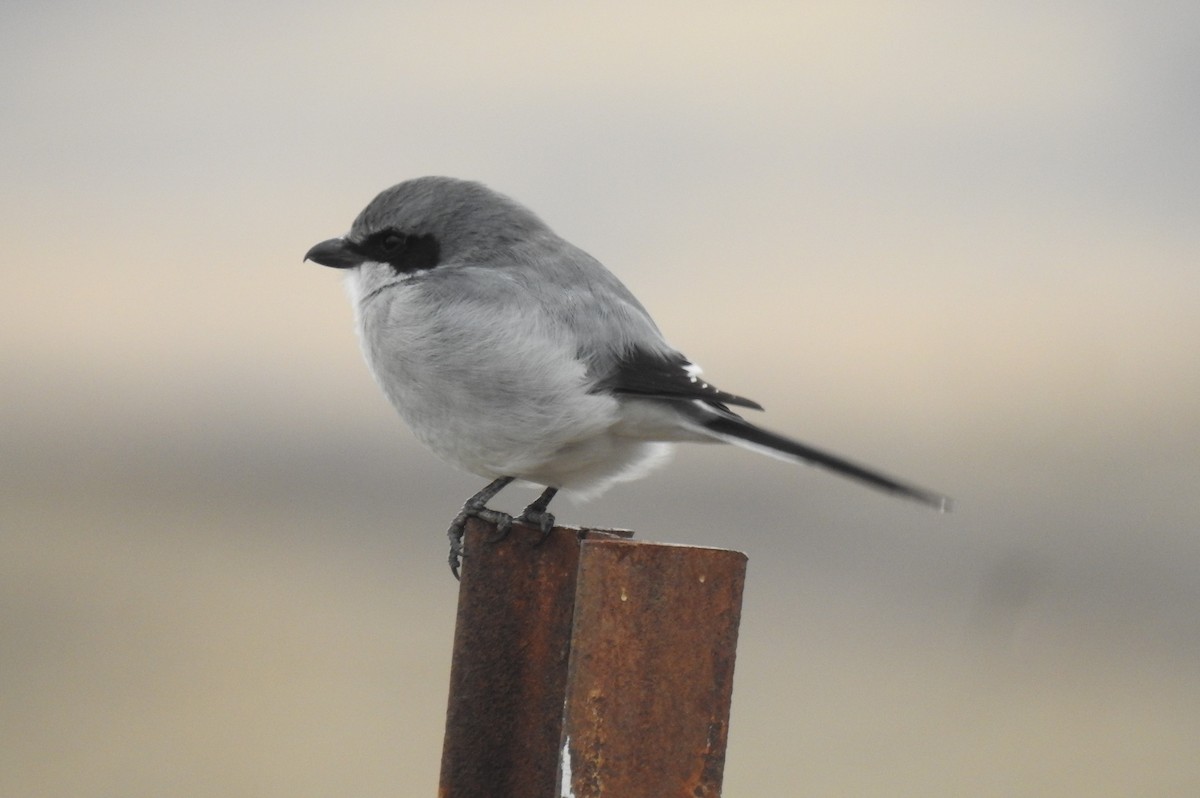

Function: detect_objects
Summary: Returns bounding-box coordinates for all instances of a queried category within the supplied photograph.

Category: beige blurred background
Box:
[3,2,1198,795]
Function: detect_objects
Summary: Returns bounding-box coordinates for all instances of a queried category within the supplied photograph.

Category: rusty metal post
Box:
[437,518,629,798]
[438,522,746,798]
[558,540,747,798]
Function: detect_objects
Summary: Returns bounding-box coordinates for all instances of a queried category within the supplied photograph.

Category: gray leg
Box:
[447,476,515,579]
[518,486,559,545]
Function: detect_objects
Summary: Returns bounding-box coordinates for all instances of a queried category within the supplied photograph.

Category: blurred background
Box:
[3,1,1198,795]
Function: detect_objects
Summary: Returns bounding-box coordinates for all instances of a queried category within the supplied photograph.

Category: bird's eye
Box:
[379,232,404,254]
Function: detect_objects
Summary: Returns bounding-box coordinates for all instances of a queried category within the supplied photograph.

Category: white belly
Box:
[347,272,673,497]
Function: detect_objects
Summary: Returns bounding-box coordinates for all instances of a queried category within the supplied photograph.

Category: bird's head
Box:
[304,176,548,290]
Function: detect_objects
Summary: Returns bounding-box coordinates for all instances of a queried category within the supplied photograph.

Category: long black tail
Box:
[694,409,951,512]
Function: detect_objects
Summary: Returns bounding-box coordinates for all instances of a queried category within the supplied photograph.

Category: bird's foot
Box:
[516,487,558,545]
[446,477,515,580]
[481,509,516,543]
[517,506,555,544]
[448,507,515,578]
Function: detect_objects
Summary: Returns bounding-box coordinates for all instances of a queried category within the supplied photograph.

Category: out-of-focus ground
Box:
[3,2,1198,795]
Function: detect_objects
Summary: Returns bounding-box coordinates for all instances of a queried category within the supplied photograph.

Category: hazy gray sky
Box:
[3,2,1199,795]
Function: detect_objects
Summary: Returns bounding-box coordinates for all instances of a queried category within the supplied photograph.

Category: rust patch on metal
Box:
[438,520,627,798]
[560,540,747,797]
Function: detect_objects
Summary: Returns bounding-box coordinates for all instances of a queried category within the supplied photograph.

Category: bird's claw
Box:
[447,504,554,578]
[445,479,558,579]
[517,487,558,546]
[446,476,518,579]
[447,507,515,579]
[447,511,468,580]
[518,507,556,545]
[483,511,515,543]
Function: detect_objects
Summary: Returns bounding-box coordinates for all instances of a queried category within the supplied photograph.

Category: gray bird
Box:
[305,177,948,577]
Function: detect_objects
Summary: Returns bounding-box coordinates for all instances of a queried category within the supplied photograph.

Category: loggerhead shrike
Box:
[305,177,949,576]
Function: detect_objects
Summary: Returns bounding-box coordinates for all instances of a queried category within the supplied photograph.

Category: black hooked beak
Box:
[304,237,363,269]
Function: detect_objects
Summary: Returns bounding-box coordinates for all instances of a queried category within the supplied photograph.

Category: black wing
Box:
[593,348,763,410]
